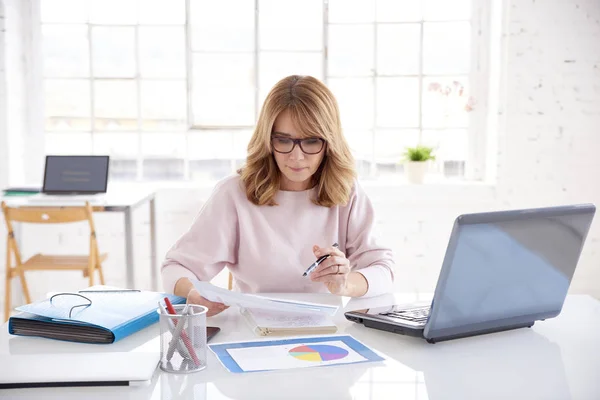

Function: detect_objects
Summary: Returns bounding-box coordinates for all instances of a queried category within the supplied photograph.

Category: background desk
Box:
[1,188,158,291]
[1,293,599,399]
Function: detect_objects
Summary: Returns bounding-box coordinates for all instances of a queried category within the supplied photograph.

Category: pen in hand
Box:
[302,243,339,277]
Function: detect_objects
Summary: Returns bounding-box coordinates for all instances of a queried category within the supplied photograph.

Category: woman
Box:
[162,75,394,316]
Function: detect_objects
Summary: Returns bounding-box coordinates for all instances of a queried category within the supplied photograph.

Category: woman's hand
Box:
[186,288,229,317]
[309,244,352,295]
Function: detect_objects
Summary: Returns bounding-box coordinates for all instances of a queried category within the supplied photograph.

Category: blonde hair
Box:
[239,75,356,207]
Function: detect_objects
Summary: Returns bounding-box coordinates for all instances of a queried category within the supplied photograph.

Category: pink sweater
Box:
[161,175,395,297]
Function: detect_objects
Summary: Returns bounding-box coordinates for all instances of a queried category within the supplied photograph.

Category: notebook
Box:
[241,308,338,337]
[8,289,185,344]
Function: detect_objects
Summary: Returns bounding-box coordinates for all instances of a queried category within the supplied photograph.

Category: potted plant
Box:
[402,145,436,184]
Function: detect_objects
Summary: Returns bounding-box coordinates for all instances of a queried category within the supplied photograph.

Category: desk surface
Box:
[1,184,156,210]
[1,293,599,400]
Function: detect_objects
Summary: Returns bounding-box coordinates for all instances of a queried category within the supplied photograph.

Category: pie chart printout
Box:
[288,344,349,362]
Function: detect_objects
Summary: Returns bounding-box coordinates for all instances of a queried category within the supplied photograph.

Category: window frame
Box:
[39,0,490,182]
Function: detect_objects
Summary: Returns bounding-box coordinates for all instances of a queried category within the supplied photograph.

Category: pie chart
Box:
[289,344,349,362]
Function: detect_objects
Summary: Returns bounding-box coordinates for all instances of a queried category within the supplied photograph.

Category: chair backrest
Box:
[1,201,98,263]
[1,201,96,231]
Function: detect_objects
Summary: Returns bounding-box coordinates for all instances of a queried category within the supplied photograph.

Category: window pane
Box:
[192,54,255,126]
[375,129,419,164]
[46,132,93,155]
[259,52,322,103]
[93,132,138,157]
[423,0,471,21]
[90,0,137,24]
[45,79,91,131]
[190,160,232,181]
[94,80,138,130]
[375,129,420,179]
[139,0,185,24]
[143,159,185,180]
[232,130,253,160]
[355,159,372,179]
[91,27,135,78]
[187,130,253,164]
[190,0,255,52]
[422,76,470,128]
[139,27,186,78]
[376,77,419,128]
[423,22,471,74]
[188,131,234,160]
[422,129,467,161]
[260,0,322,51]
[328,25,374,77]
[328,78,373,129]
[377,24,420,75]
[107,159,137,181]
[140,81,187,131]
[41,0,88,23]
[42,25,89,78]
[345,129,373,161]
[141,133,186,157]
[329,0,375,23]
[376,0,421,22]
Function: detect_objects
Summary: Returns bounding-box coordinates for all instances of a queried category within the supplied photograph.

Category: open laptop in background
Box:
[28,155,110,204]
[345,204,596,343]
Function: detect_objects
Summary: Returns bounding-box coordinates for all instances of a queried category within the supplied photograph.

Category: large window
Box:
[41,0,478,181]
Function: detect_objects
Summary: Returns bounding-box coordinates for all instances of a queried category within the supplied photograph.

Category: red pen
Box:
[164,297,201,366]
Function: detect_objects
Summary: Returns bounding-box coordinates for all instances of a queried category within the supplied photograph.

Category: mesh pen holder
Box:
[158,304,208,374]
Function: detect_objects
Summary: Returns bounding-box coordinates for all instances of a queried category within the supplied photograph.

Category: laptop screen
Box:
[425,206,595,339]
[43,155,110,194]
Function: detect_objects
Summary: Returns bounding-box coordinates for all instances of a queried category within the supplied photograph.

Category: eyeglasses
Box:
[271,135,325,155]
[49,292,92,318]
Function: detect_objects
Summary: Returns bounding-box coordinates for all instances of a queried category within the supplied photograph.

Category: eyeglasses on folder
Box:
[49,293,93,319]
[49,289,141,318]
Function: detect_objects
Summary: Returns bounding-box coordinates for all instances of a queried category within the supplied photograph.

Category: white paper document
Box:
[245,308,336,329]
[192,280,338,316]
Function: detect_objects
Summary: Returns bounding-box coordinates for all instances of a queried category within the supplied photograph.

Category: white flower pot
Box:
[404,161,428,184]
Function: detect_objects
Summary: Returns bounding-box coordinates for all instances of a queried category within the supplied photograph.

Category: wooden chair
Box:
[1,201,107,322]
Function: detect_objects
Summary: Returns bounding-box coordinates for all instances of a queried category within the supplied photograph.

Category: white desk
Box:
[1,187,158,291]
[1,293,599,399]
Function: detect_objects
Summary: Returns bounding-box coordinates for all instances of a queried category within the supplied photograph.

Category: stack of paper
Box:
[192,280,339,336]
[192,281,339,315]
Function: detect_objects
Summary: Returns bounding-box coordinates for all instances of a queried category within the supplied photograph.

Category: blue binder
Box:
[8,289,185,344]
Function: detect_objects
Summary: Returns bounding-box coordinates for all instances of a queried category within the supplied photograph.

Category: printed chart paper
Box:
[209,335,384,373]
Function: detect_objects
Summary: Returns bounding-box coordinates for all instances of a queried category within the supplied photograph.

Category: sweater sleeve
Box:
[161,178,239,294]
[345,182,395,297]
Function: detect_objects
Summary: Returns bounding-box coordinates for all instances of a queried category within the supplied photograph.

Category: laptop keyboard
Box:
[380,307,430,323]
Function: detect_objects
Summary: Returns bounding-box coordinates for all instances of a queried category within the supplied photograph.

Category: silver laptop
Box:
[345,204,596,343]
[28,155,110,204]
[0,327,160,389]
[0,352,159,389]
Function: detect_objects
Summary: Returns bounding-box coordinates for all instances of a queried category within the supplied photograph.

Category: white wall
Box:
[0,0,599,309]
[496,0,600,295]
[1,0,44,187]
[3,0,26,186]
[0,0,9,190]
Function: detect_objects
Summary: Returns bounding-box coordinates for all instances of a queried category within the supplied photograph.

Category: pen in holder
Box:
[158,303,208,374]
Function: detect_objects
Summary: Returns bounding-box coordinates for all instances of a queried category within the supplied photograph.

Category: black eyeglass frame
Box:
[270,135,326,155]
[49,292,92,318]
